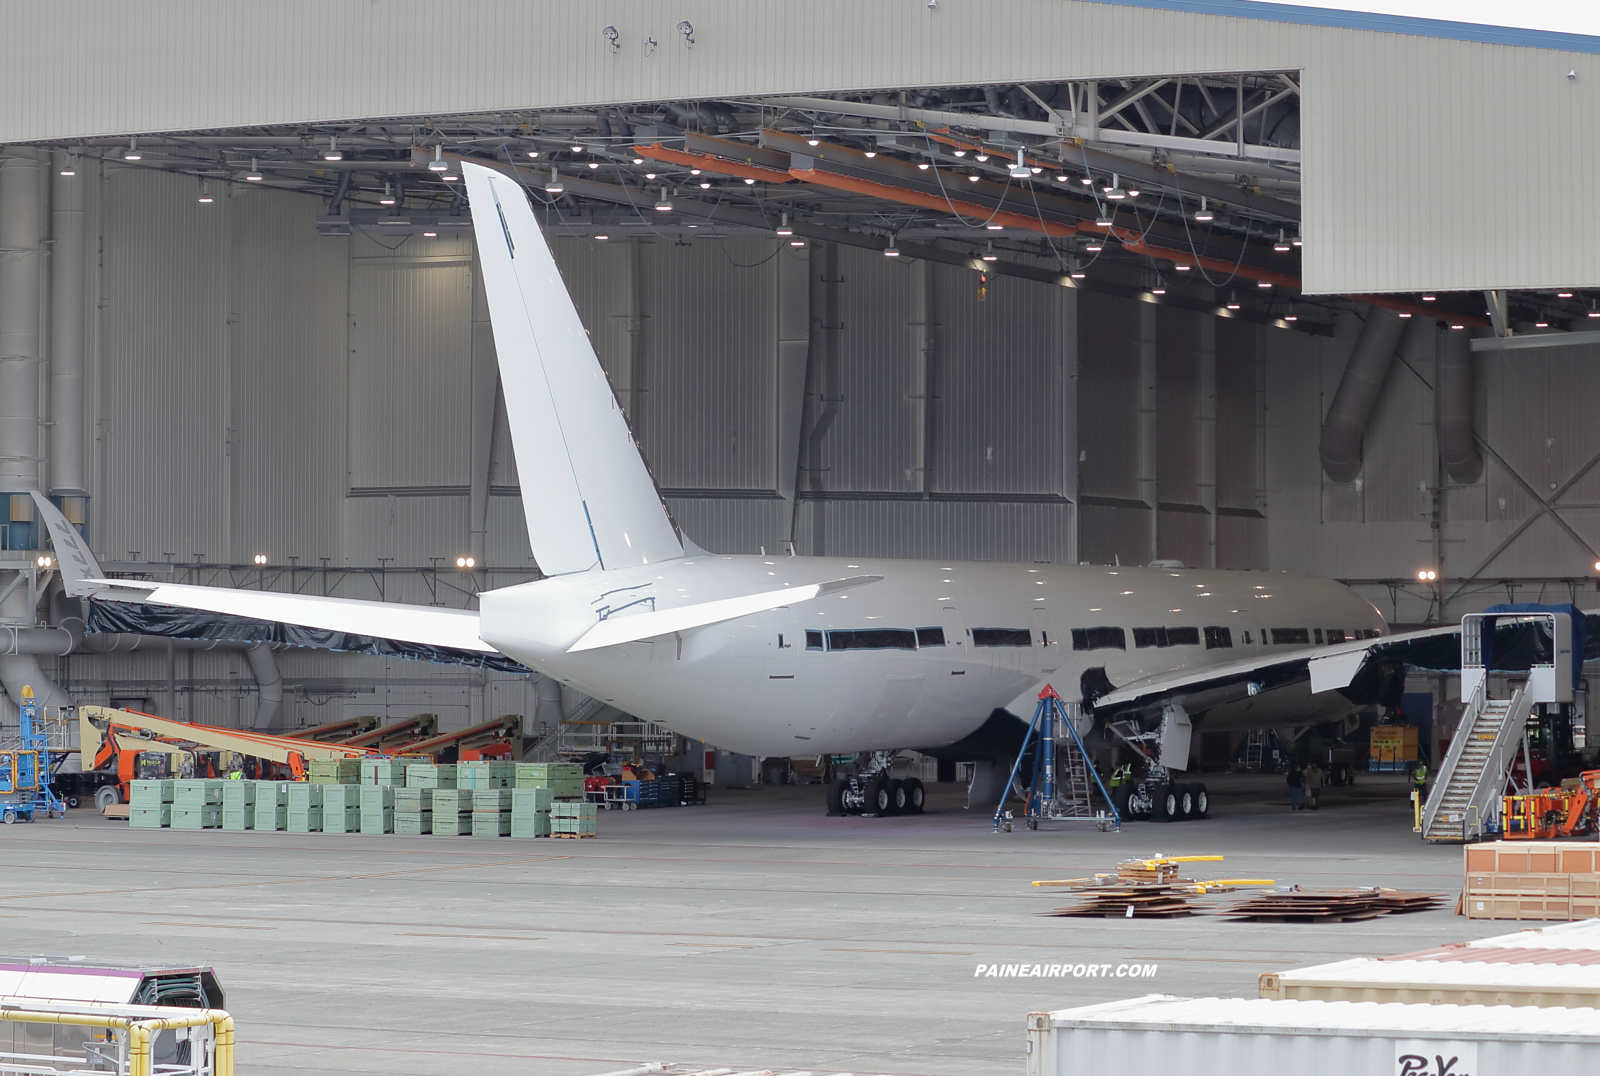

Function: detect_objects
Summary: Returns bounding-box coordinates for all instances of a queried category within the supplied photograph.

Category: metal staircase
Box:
[1422,683,1530,842]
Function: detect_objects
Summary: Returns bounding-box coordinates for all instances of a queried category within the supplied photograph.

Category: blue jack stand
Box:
[994,685,1120,833]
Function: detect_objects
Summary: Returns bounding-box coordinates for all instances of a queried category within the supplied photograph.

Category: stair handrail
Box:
[1423,675,1485,835]
[1461,684,1533,840]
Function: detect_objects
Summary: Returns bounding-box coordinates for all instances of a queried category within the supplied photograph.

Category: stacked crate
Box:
[430,789,474,835]
[551,801,597,838]
[254,781,289,831]
[359,759,409,787]
[322,783,362,833]
[171,779,224,829]
[129,779,174,828]
[286,782,323,832]
[405,763,457,790]
[511,787,553,837]
[515,762,583,800]
[359,785,394,834]
[394,786,433,834]
[457,760,514,789]
[307,758,361,785]
[1464,841,1600,920]
[221,780,256,831]
[472,789,513,837]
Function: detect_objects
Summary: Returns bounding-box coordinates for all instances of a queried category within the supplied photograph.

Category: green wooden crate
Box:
[471,813,512,838]
[359,759,409,785]
[322,806,361,834]
[429,789,474,813]
[129,805,171,828]
[405,764,456,789]
[222,807,253,831]
[551,801,598,820]
[171,806,222,830]
[510,787,553,813]
[393,787,433,811]
[254,780,290,806]
[510,814,550,838]
[394,814,432,835]
[358,786,395,810]
[172,779,224,805]
[253,805,287,831]
[431,811,473,836]
[286,808,323,833]
[286,784,324,809]
[321,784,362,812]
[221,782,256,809]
[551,815,598,835]
[359,807,394,835]
[130,780,174,805]
[307,758,360,778]
[472,789,513,810]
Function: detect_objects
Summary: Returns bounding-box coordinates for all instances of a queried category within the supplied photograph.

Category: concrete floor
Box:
[1,772,1519,1076]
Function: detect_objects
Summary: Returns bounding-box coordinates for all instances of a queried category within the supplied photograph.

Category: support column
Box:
[775,241,810,546]
[1197,317,1217,567]
[1136,301,1158,564]
[468,245,497,565]
[805,243,841,557]
[908,258,935,495]
[0,149,44,550]
[49,152,87,518]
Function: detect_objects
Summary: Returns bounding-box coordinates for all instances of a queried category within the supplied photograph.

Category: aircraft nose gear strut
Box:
[829,749,925,817]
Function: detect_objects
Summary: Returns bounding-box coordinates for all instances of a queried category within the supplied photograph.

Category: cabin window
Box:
[1271,628,1311,645]
[1314,628,1324,645]
[1133,627,1167,648]
[974,628,1033,647]
[1361,628,1382,640]
[805,630,823,651]
[1071,626,1126,651]
[1204,626,1233,650]
[1165,627,1200,646]
[916,627,946,647]
[826,628,917,651]
[1325,629,1348,643]
[1242,630,1253,645]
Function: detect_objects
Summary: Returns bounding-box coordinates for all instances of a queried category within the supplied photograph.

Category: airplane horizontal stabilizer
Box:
[568,575,883,653]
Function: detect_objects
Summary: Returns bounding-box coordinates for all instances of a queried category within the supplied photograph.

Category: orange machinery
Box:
[1502,770,1600,839]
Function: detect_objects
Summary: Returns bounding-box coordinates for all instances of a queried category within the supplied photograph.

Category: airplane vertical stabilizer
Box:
[461,162,683,574]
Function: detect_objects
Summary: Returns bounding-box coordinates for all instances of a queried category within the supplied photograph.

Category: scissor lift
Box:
[0,685,69,823]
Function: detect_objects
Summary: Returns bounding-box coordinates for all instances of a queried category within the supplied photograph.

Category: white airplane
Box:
[35,162,1472,821]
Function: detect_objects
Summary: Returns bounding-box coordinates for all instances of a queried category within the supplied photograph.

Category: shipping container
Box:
[1259,955,1600,1007]
[1027,995,1600,1076]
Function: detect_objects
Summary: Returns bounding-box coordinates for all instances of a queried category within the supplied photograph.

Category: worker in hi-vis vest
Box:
[1412,763,1428,802]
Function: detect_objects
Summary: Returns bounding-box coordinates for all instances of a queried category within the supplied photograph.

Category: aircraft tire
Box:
[1192,783,1210,819]
[1176,785,1195,821]
[903,778,925,814]
[826,778,848,816]
[867,776,892,816]
[888,778,907,815]
[1152,784,1176,823]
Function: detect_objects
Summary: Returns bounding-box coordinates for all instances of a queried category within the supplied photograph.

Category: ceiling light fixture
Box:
[572,144,585,153]
[588,161,600,170]
[595,234,609,241]
[123,138,141,161]
[690,168,701,176]
[645,172,657,180]
[1421,294,1435,301]
[917,162,931,170]
[884,236,901,258]
[545,168,563,194]
[196,181,214,204]
[1079,174,1093,186]
[379,182,395,205]
[245,158,263,182]
[1103,173,1126,199]
[954,149,967,158]
[863,150,877,158]
[655,188,673,211]
[1054,174,1069,183]
[1095,208,1114,227]
[1399,312,1413,318]
[1291,233,1303,247]
[1284,314,1298,321]
[527,149,541,159]
[1226,292,1241,310]
[699,181,711,189]
[1416,569,1438,581]
[1558,291,1574,298]
[1085,242,1103,252]
[1009,149,1030,179]
[967,172,981,182]
[428,145,447,172]
[776,213,793,237]
[981,241,997,262]
[1070,267,1086,279]
[422,230,438,237]
[441,170,459,183]
[58,155,77,177]
[1274,229,1291,252]
[986,223,1003,231]
[1151,280,1166,295]
[1174,263,1191,272]
[975,153,989,163]
[1536,319,1549,328]
[323,136,342,162]
[631,157,643,165]
[1194,197,1213,222]
[744,177,756,185]
[1257,280,1272,289]
[789,239,806,247]
[807,132,821,147]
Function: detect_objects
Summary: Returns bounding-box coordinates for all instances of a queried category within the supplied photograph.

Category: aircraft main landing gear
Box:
[830,752,925,817]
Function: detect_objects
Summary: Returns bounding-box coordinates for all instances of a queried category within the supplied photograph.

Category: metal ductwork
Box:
[1437,325,1483,484]
[50,150,87,512]
[244,642,283,729]
[0,148,44,547]
[1318,307,1407,483]
[0,626,72,655]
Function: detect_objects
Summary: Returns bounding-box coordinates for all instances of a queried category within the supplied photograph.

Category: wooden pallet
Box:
[551,831,596,839]
[1045,883,1198,918]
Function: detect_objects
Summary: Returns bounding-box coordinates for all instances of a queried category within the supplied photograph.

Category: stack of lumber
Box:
[1374,890,1445,914]
[1044,884,1198,918]
[394,786,432,834]
[1220,889,1388,923]
[1463,841,1600,921]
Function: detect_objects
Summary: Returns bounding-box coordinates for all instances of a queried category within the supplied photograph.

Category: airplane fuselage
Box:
[478,556,1386,757]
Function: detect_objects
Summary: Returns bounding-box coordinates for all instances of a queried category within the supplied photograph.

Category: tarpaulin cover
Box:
[87,599,532,675]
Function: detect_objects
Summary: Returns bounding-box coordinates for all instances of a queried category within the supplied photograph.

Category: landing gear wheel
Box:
[94,785,122,810]
[826,778,848,816]
[902,778,925,814]
[867,777,892,816]
[1153,784,1177,823]
[1192,783,1210,819]
[1176,785,1195,821]
[888,779,907,815]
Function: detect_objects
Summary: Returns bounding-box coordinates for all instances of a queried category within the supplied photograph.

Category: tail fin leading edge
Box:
[461,162,682,575]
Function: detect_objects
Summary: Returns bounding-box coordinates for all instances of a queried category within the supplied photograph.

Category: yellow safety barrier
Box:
[0,1001,233,1076]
